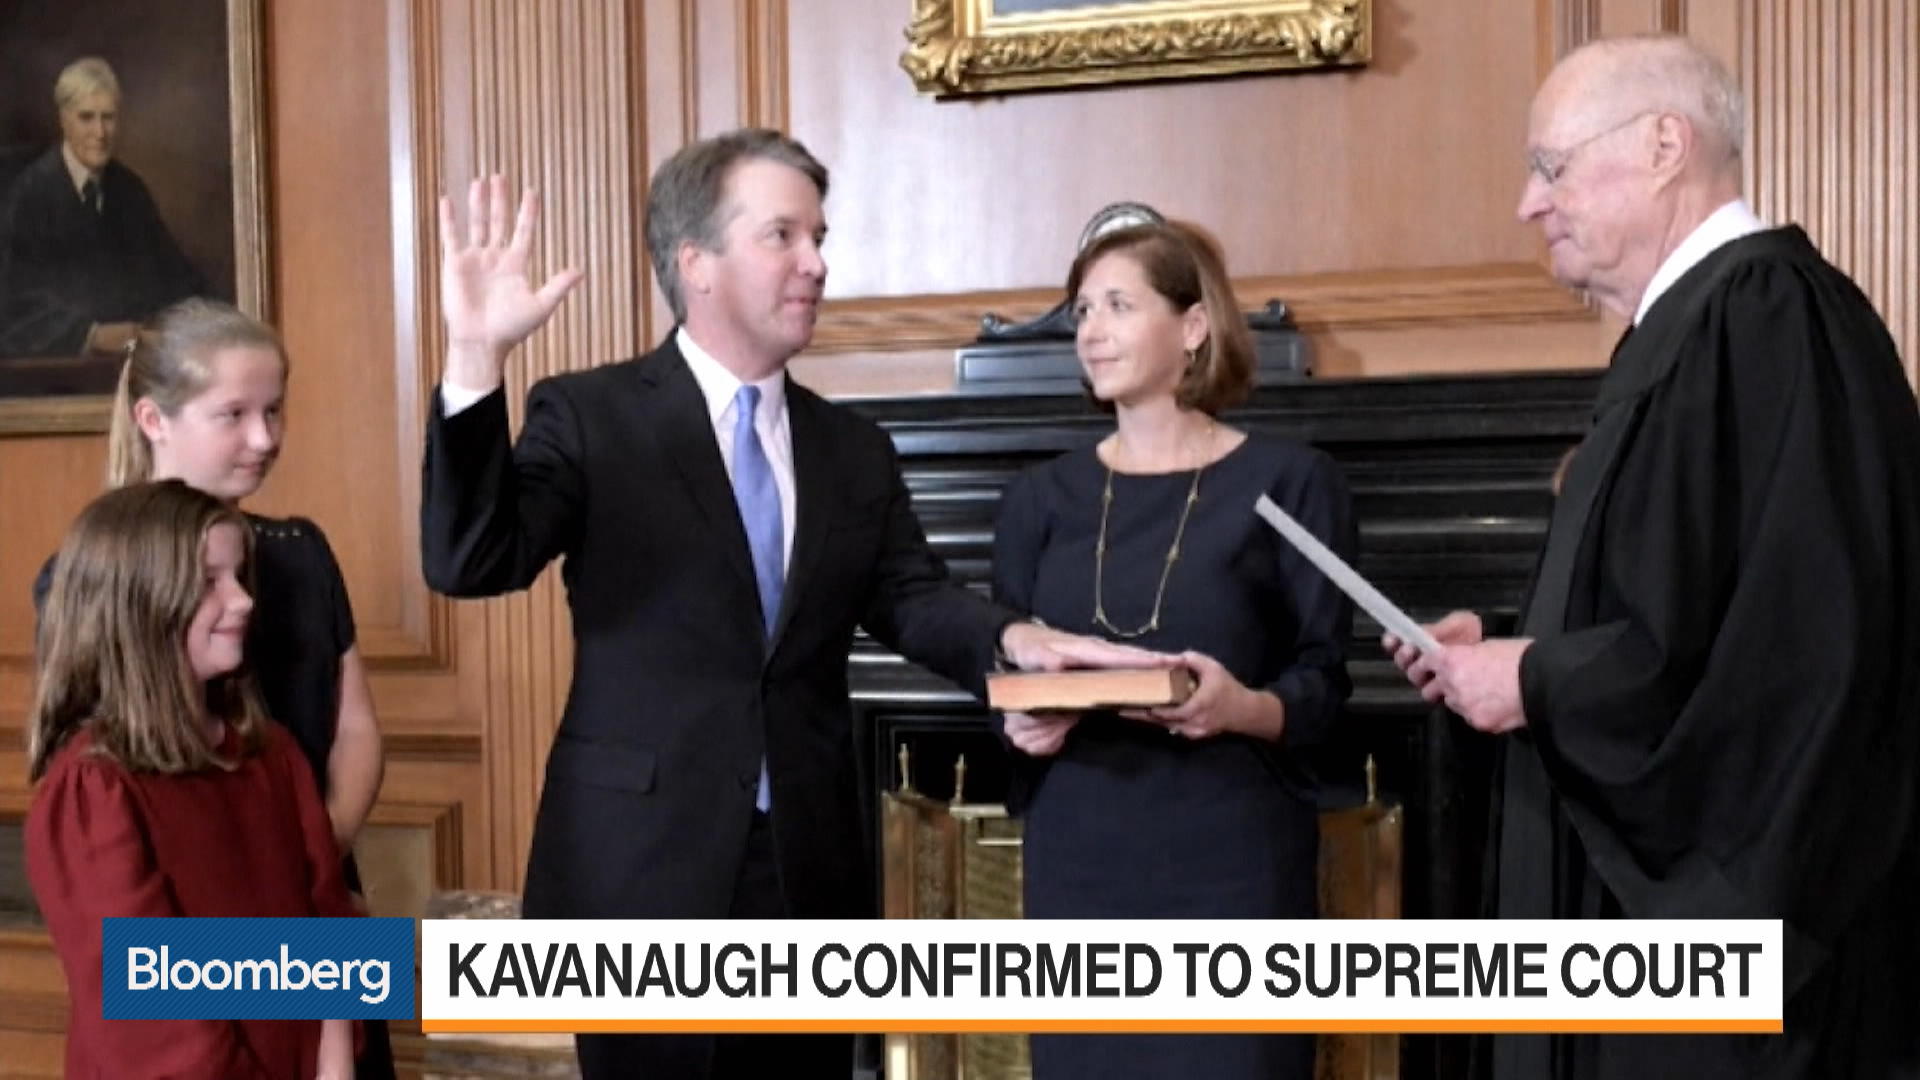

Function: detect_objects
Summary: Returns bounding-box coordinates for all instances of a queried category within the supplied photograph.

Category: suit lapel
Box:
[641,343,759,597]
[771,382,834,649]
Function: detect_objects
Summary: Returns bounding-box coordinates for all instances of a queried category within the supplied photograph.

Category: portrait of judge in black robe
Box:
[0,56,207,360]
[1387,33,1920,1080]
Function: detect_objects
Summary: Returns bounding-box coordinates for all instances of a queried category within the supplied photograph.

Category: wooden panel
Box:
[1744,0,1917,386]
[425,0,647,890]
[0,1030,63,1080]
[0,929,70,1076]
[264,0,428,661]
[785,0,1547,300]
[660,0,1628,384]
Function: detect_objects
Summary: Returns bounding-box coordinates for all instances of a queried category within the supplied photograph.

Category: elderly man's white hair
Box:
[1567,34,1745,164]
[54,57,121,111]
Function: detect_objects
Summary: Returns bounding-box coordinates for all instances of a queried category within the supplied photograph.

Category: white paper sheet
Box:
[1253,494,1441,655]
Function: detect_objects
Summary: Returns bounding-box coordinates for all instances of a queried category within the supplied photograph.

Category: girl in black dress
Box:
[34,298,394,1079]
[993,222,1355,1080]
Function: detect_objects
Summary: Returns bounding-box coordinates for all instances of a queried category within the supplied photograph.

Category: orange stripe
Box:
[421,1019,1783,1035]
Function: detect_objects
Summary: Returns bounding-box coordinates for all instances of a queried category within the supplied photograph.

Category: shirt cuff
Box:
[439,380,491,417]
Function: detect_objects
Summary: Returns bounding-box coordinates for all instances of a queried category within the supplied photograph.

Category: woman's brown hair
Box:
[1065,220,1255,415]
[106,299,286,488]
[28,480,269,780]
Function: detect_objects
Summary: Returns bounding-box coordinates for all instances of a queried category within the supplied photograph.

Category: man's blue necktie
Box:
[730,384,783,812]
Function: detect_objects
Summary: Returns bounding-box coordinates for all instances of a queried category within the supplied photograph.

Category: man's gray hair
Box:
[643,128,829,322]
[1585,35,1746,162]
[55,57,120,111]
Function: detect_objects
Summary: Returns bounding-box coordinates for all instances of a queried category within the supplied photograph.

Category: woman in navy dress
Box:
[993,221,1355,1080]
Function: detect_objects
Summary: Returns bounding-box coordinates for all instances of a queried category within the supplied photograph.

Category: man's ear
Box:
[678,241,709,298]
[1650,112,1692,179]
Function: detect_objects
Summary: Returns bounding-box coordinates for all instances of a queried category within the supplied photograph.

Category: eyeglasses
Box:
[1525,110,1655,186]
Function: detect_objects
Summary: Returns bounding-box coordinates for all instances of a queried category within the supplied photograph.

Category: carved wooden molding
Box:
[740,0,788,130]
[810,262,1593,354]
[367,799,466,890]
[902,0,1370,97]
[374,0,457,673]
[384,732,483,762]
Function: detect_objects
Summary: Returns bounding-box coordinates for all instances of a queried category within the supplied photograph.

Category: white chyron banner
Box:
[420,919,1783,1035]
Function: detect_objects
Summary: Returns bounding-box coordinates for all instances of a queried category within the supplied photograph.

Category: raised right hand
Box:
[438,175,583,391]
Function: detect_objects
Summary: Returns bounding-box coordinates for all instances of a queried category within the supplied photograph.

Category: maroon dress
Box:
[27,722,356,1079]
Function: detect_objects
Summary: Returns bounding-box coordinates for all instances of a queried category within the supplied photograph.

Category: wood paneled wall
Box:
[0,1,1913,1071]
[1740,0,1916,385]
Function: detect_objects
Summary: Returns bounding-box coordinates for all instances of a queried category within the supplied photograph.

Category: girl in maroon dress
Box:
[27,481,358,1079]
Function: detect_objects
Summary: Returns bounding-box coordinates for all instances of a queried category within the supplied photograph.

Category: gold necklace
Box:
[1092,463,1203,639]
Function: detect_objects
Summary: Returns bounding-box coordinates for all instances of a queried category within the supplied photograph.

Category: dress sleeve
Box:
[990,469,1046,618]
[26,755,271,1079]
[986,469,1050,749]
[1261,448,1357,749]
[296,517,358,655]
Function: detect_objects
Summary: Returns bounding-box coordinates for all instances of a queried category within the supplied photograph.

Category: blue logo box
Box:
[102,917,414,1020]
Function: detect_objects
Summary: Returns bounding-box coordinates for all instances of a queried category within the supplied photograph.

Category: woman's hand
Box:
[1003,711,1079,756]
[1130,652,1285,742]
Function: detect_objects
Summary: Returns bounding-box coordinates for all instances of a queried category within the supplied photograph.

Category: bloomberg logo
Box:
[103,918,414,1020]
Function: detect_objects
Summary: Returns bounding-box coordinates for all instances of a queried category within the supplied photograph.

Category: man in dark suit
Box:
[0,57,205,358]
[422,128,1154,1080]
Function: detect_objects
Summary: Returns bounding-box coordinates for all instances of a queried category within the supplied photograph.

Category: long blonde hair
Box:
[28,481,269,780]
[107,299,287,488]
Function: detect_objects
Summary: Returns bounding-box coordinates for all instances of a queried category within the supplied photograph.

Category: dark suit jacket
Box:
[0,147,206,357]
[422,337,1011,919]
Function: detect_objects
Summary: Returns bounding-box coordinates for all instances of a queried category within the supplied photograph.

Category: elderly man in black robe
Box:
[0,57,206,358]
[1389,32,1920,1080]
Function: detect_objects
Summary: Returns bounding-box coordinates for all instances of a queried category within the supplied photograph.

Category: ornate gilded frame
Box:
[902,0,1370,98]
[0,0,270,436]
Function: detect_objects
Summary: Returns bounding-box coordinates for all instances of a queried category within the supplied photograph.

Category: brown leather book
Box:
[985,667,1196,712]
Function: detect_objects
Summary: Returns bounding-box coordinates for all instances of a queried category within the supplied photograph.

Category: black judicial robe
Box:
[1489,227,1920,1080]
[0,147,206,357]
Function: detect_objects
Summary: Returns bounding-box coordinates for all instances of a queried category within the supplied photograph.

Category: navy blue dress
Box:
[992,433,1355,1080]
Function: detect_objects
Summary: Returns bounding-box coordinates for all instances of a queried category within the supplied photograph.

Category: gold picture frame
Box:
[902,0,1370,98]
[0,0,270,436]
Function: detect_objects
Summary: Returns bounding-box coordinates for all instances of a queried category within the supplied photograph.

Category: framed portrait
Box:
[902,0,1370,97]
[0,0,268,436]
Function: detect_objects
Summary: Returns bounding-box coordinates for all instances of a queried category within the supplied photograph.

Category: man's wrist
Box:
[444,341,507,395]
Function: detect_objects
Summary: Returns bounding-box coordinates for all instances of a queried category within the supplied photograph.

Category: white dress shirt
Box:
[674,328,796,571]
[60,143,98,205]
[438,327,796,570]
[1634,199,1767,325]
